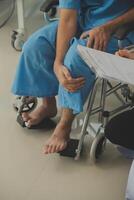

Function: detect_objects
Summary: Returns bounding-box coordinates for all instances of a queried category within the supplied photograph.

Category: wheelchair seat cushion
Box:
[105,108,134,150]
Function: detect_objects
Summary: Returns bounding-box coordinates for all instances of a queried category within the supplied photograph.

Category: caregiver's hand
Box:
[54,64,85,93]
[80,25,112,51]
[116,49,134,59]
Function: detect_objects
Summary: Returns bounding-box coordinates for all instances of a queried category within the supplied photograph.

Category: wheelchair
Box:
[13,0,134,163]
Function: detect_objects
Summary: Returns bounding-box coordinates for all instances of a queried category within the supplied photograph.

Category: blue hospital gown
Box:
[12,0,134,114]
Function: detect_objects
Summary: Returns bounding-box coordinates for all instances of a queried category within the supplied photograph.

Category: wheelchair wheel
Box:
[11,30,25,51]
[90,133,106,164]
[13,96,38,113]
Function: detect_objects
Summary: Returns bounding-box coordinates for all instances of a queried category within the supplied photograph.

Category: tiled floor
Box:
[0,5,132,200]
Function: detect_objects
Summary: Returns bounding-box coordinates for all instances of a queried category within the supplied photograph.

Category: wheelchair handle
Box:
[40,0,59,13]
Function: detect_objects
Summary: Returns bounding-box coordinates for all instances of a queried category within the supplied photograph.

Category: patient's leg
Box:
[43,108,75,154]
[22,97,57,128]
[12,22,59,128]
[42,38,95,154]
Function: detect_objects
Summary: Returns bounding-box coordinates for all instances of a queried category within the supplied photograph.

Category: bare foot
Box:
[43,121,72,154]
[22,104,57,128]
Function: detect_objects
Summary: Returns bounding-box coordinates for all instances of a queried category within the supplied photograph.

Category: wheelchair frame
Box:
[75,78,134,162]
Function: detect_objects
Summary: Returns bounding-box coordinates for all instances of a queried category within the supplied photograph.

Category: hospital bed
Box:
[13,0,134,163]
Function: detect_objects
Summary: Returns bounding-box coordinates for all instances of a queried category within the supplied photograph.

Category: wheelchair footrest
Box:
[59,139,79,158]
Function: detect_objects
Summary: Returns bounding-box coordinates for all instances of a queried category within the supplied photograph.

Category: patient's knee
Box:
[64,38,94,79]
[64,38,83,67]
[22,37,42,56]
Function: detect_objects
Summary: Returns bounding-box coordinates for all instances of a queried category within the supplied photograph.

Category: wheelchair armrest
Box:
[114,23,134,40]
[40,0,59,13]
